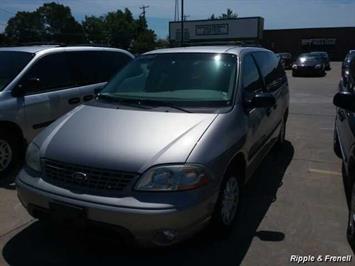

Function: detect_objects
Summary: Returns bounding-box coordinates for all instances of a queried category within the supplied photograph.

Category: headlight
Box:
[292,64,298,69]
[25,143,41,172]
[315,64,322,69]
[135,165,210,191]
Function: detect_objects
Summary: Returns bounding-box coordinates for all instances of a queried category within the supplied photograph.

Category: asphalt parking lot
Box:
[0,62,352,266]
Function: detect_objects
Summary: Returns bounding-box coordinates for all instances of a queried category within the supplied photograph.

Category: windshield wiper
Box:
[98,94,150,110]
[99,94,191,113]
[138,99,191,113]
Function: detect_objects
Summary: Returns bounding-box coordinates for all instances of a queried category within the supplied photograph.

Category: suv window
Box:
[67,51,132,87]
[23,53,72,94]
[242,54,263,93]
[253,51,285,92]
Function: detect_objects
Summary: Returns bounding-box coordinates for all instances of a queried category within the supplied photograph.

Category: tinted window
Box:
[23,53,72,93]
[242,54,262,93]
[0,51,34,91]
[102,53,238,106]
[253,51,285,92]
[67,51,132,86]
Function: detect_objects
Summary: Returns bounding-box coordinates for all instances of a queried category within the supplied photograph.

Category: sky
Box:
[0,0,355,38]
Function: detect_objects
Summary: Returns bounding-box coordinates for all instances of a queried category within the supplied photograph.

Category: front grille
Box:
[42,159,137,195]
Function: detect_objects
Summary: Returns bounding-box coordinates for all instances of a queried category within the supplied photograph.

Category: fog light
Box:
[153,229,177,245]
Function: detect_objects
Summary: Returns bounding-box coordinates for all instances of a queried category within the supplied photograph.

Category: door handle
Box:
[68,97,80,105]
[83,95,94,102]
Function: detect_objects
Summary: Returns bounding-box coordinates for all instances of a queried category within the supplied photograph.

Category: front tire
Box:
[0,131,20,178]
[211,175,240,232]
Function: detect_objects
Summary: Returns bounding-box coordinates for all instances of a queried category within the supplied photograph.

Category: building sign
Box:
[302,38,336,46]
[169,17,264,42]
[195,24,229,36]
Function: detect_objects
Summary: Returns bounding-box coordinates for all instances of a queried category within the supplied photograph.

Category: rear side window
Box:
[242,54,263,93]
[23,53,72,93]
[253,51,285,92]
[66,51,132,87]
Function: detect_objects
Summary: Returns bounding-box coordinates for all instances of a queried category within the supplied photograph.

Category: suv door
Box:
[19,52,74,141]
[253,51,288,144]
[242,54,270,163]
[62,51,133,114]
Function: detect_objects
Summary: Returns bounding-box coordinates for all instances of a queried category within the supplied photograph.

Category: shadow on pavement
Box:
[2,141,294,266]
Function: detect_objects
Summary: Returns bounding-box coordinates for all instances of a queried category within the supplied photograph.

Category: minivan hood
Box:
[38,105,217,173]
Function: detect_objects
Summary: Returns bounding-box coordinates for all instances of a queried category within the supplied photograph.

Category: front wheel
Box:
[211,175,240,232]
[0,132,20,178]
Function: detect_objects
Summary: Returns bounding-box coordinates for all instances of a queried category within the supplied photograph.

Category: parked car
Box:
[16,46,289,246]
[292,53,326,77]
[0,45,134,177]
[277,52,292,69]
[310,51,331,70]
[342,50,355,78]
[333,55,355,246]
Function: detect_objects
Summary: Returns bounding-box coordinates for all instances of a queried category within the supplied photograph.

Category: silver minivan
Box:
[17,46,289,246]
[0,45,134,177]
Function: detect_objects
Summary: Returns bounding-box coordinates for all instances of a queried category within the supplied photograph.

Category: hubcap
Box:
[0,139,12,172]
[221,177,239,225]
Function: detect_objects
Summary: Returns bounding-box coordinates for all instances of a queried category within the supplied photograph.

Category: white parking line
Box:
[309,168,341,176]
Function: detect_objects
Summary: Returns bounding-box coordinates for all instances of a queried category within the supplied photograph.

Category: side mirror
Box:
[248,93,276,109]
[13,78,40,97]
[333,92,355,112]
[94,87,103,95]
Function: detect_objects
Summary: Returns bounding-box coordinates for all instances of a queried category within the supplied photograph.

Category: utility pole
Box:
[180,0,184,46]
[139,5,150,18]
[174,0,179,21]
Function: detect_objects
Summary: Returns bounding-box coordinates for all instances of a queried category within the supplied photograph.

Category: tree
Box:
[5,11,43,43]
[5,2,85,44]
[36,2,85,43]
[210,8,238,20]
[82,15,107,45]
[82,9,157,53]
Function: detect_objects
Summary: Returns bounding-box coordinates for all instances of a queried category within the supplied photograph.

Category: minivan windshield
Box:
[101,53,238,107]
[0,51,34,91]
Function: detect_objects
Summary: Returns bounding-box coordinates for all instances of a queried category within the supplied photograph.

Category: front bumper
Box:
[16,169,217,246]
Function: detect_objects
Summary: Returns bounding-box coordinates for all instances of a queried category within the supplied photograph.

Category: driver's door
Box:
[19,53,72,141]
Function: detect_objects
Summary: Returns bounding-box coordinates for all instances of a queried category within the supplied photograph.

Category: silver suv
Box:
[0,45,133,176]
[17,46,289,246]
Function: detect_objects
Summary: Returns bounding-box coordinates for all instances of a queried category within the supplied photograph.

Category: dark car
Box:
[333,55,355,247]
[310,51,331,70]
[342,50,355,78]
[292,53,326,77]
[277,52,292,69]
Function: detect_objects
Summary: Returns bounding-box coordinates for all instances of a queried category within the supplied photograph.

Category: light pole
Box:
[180,0,184,46]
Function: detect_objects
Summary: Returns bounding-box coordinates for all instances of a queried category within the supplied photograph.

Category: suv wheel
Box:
[211,175,240,232]
[347,183,355,247]
[0,132,20,178]
[333,128,342,158]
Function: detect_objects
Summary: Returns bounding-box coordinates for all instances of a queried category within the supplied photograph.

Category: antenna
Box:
[139,5,150,18]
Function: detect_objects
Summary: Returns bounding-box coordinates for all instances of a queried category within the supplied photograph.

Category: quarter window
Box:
[253,51,285,92]
[242,54,263,93]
